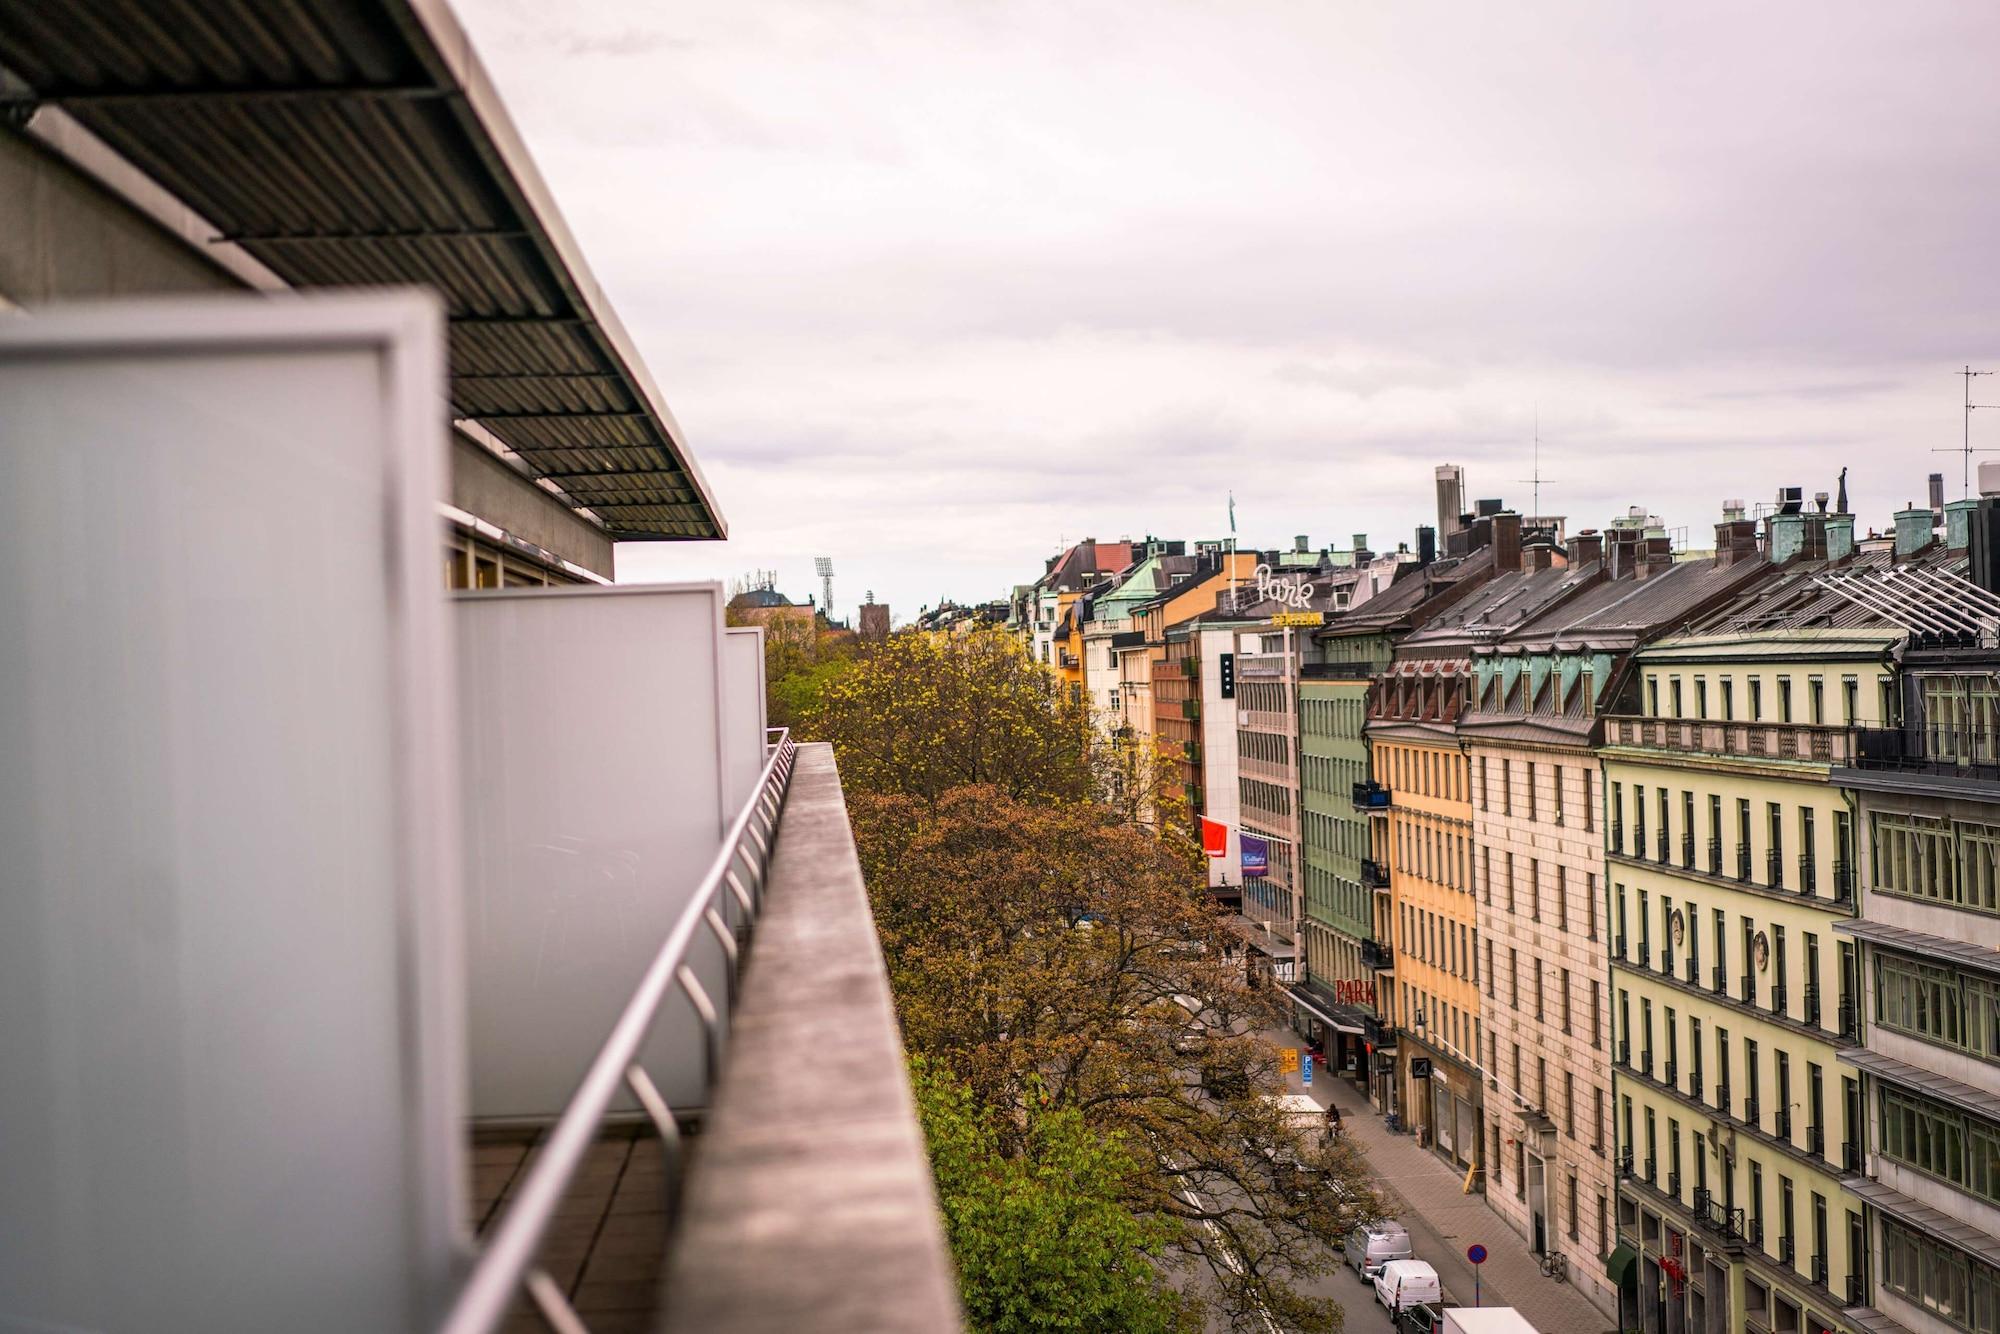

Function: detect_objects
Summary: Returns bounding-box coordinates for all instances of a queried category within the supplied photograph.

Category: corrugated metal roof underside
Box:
[1846,1175,2000,1273]
[0,0,720,540]
[1831,918,2000,981]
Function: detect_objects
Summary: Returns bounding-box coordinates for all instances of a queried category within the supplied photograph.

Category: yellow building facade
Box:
[1606,631,1897,1334]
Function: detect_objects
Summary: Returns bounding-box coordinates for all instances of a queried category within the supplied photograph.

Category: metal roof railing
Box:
[440,727,800,1334]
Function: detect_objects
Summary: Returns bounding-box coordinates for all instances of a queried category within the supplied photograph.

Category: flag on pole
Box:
[1201,817,1229,860]
[1228,491,1237,535]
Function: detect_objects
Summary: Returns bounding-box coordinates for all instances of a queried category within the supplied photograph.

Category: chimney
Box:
[1894,506,1936,558]
[1826,515,1856,561]
[1946,498,1978,550]
[1930,472,1947,518]
[1969,506,2000,595]
[1492,512,1524,573]
[1814,491,1830,514]
[1294,534,1310,554]
[1637,529,1673,579]
[1799,512,1829,560]
[1523,536,1557,571]
[1436,465,1466,540]
[1767,510,1806,563]
[1714,509,1760,568]
[1570,529,1604,567]
[1477,498,1504,518]
[1416,525,1436,566]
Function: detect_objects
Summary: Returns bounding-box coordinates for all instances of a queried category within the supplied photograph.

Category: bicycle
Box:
[1539,1251,1569,1283]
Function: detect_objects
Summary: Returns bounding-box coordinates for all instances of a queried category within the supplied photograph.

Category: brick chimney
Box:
[1569,529,1604,567]
[1492,512,1523,573]
[1713,513,1760,567]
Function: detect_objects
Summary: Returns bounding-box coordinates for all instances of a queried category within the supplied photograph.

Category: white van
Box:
[1345,1219,1412,1278]
[1374,1258,1442,1314]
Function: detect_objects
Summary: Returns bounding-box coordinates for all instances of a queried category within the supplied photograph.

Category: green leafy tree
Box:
[806,629,1094,805]
[912,1057,1193,1334]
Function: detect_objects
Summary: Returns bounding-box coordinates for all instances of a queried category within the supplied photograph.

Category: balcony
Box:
[1744,1095,1762,1127]
[1737,849,1754,882]
[1742,972,1757,1006]
[1611,821,1625,853]
[1352,781,1391,811]
[1838,999,1859,1041]
[1775,1107,1793,1141]
[1808,1125,1825,1157]
[1181,698,1199,720]
[1708,836,1724,876]
[1658,829,1672,864]
[1770,983,1788,1018]
[1798,853,1817,896]
[1696,1192,1760,1256]
[1361,858,1392,890]
[1713,963,1727,994]
[1362,939,1396,971]
[1850,724,2000,781]
[1639,1049,1654,1078]
[1184,740,1203,764]
[1604,716,1859,765]
[1832,860,1855,903]
[1716,1083,1732,1116]
[1767,848,1785,889]
[1686,953,1701,986]
[1778,1237,1797,1267]
[1811,1254,1829,1287]
[1664,1059,1678,1087]
[1682,834,1696,869]
[1618,1039,1632,1067]
[1804,981,1822,1027]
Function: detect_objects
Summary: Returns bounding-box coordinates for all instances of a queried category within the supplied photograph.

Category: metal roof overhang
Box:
[0,0,723,540]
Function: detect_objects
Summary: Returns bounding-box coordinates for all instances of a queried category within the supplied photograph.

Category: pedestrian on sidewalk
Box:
[1323,1101,1343,1143]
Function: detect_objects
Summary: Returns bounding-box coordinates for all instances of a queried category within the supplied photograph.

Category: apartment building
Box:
[1830,500,2000,1334]
[1291,535,1491,1100]
[1606,505,1958,1334]
[1466,515,1776,1317]
[1376,516,1586,1179]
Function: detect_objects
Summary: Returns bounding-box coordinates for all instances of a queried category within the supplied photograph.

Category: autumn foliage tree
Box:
[855,786,1377,1332]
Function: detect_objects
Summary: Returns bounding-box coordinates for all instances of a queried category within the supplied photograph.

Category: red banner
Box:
[1201,817,1228,860]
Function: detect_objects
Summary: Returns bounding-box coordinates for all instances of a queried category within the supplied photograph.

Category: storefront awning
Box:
[1225,915,1297,960]
[1605,1241,1639,1286]
[1287,987,1367,1035]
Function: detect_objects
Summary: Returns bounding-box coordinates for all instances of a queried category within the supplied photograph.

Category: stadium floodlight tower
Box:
[814,556,834,619]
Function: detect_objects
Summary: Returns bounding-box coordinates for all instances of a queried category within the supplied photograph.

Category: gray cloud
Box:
[455,0,2000,621]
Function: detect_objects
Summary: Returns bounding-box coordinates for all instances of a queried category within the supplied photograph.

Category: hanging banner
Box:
[1201,817,1229,860]
[1240,832,1269,878]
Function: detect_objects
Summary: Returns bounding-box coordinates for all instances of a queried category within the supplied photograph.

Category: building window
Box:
[1751,677,1764,721]
[1722,677,1735,721]
[1881,1214,1999,1332]
[1695,676,1709,719]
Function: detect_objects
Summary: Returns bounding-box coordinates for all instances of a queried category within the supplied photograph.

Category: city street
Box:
[1261,1029,1619,1334]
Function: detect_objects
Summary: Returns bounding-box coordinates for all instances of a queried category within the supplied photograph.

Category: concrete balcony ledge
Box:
[658,744,963,1334]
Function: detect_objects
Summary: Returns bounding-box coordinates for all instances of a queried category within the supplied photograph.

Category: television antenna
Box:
[1517,407,1548,520]
[813,556,834,616]
[1936,366,2000,498]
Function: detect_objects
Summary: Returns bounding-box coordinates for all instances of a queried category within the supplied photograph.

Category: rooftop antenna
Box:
[1517,406,1547,520]
[1936,366,2000,498]
[814,556,834,618]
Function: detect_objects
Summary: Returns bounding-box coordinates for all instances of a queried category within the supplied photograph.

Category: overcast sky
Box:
[457,1,2000,624]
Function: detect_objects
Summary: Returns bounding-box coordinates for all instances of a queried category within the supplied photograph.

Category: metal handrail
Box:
[440,727,801,1334]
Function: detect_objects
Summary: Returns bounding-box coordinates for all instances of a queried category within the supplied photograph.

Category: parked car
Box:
[1345,1219,1413,1278]
[1374,1258,1443,1315]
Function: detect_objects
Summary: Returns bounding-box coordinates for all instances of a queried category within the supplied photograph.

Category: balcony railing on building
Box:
[1851,724,2000,780]
[1352,781,1391,811]
[1605,716,1859,764]
[1361,858,1391,889]
[1362,939,1395,971]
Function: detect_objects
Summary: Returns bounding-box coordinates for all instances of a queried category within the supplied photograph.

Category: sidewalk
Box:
[1275,1046,1617,1333]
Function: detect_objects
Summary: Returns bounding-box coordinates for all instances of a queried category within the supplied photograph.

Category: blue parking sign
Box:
[1302,1053,1313,1085]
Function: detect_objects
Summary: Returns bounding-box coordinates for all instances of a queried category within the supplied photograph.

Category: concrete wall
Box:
[450,434,613,576]
[0,126,238,302]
